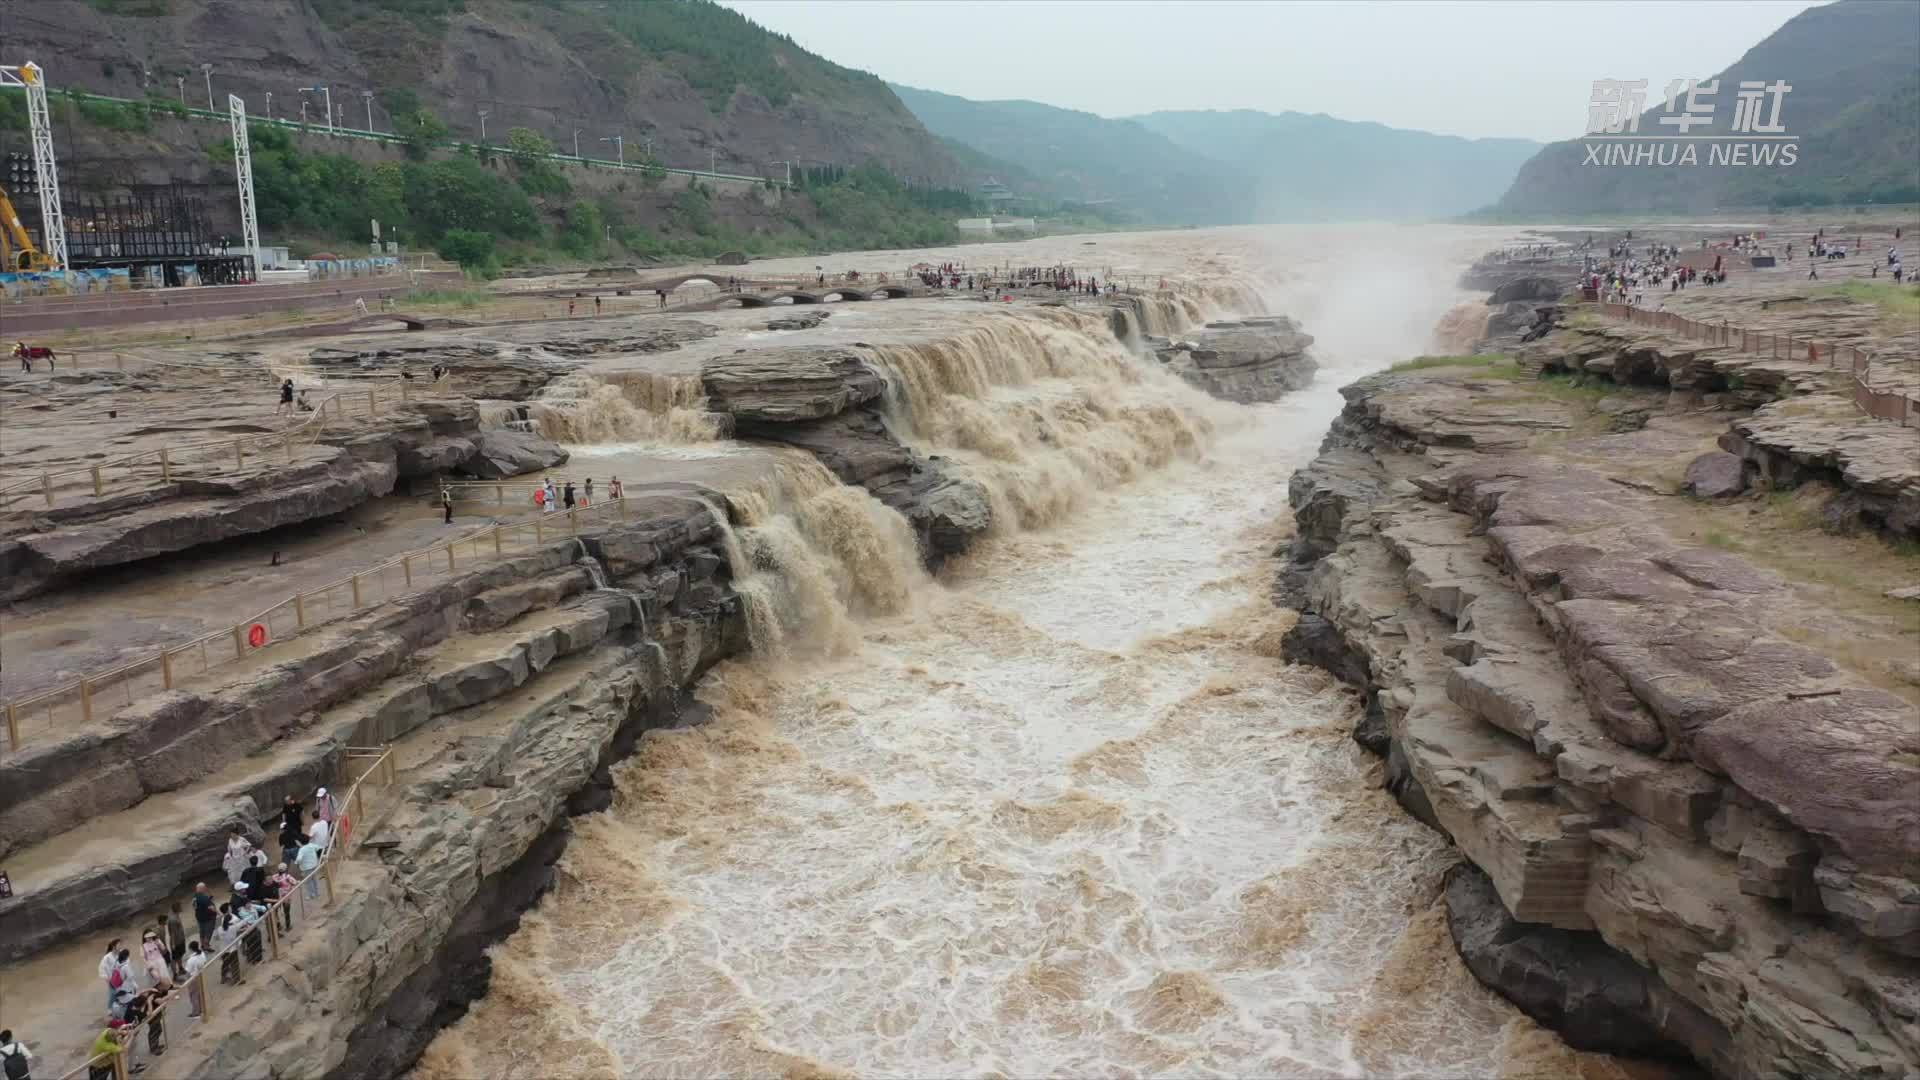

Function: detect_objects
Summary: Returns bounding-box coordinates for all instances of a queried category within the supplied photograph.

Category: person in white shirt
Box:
[0,1029,31,1080]
[296,837,323,901]
[97,940,122,1017]
[308,816,331,854]
[182,942,209,1019]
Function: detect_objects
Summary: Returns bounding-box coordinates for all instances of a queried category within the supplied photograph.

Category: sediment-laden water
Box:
[417,227,1632,1079]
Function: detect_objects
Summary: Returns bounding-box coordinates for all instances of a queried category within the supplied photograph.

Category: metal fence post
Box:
[160,448,172,483]
[161,649,175,690]
[295,592,307,628]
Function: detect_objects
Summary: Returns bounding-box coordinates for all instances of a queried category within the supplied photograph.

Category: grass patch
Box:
[1390,354,1503,372]
[1824,280,1920,322]
[408,289,490,310]
[1536,370,1617,403]
[1704,529,1740,550]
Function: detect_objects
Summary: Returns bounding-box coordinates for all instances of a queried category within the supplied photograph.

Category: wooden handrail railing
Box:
[0,378,439,510]
[2,495,660,751]
[56,746,396,1080]
[1593,302,1918,427]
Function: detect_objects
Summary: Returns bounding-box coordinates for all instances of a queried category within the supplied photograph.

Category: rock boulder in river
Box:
[701,346,991,563]
[1157,317,1317,403]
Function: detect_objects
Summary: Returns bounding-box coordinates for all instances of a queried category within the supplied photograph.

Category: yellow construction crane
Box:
[0,185,56,271]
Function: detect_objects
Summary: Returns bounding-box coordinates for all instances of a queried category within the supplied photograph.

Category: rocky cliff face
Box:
[1154,317,1318,404]
[3,0,963,194]
[1278,363,1918,1078]
[702,346,992,564]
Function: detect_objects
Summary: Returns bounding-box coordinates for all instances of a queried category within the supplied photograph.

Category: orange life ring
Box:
[248,623,268,648]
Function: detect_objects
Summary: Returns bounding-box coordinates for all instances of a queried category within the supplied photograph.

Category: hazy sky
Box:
[721,0,1823,142]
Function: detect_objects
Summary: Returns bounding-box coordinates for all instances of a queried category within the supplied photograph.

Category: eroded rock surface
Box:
[1280,363,1920,1078]
[1156,317,1318,403]
[702,347,992,561]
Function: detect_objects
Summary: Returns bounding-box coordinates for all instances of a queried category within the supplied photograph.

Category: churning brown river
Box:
[418,227,1634,1079]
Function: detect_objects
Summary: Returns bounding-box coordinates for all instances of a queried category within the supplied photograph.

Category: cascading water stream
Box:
[416,228,1615,1080]
[485,371,723,444]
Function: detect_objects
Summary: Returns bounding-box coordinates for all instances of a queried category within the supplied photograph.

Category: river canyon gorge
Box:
[7,224,1911,1080]
[402,227,1639,1078]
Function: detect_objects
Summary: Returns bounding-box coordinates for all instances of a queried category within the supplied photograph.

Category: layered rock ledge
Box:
[1154,316,1318,403]
[702,346,991,563]
[1279,361,1919,1078]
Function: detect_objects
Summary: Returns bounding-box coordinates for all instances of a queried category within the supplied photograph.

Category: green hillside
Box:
[888,84,1249,224]
[1489,0,1920,214]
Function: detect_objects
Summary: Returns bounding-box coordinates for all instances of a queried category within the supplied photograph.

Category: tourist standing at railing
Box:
[315,786,339,831]
[277,378,295,416]
[309,814,331,855]
[162,905,188,980]
[98,940,123,1016]
[279,796,305,866]
[296,834,323,900]
[213,908,242,986]
[182,941,209,1018]
[84,1024,126,1080]
[270,863,297,930]
[191,884,216,948]
[609,476,623,501]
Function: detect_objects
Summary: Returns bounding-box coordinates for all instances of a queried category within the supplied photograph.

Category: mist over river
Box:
[418,227,1633,1078]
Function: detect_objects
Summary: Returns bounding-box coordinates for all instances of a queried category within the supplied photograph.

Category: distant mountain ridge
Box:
[890,84,1543,223]
[887,84,1247,224]
[1489,0,1920,214]
[1135,109,1543,221]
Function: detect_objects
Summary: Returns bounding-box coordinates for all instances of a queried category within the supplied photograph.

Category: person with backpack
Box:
[0,1030,32,1080]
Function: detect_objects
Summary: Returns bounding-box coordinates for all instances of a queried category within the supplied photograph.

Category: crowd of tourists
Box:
[1582,240,1726,306]
[20,789,344,1078]
[530,475,623,515]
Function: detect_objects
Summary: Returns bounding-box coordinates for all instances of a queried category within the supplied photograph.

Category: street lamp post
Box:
[201,63,213,109]
[573,129,581,158]
[300,86,333,134]
[176,75,185,106]
[710,148,718,175]
[600,134,623,165]
[264,90,272,120]
[299,99,308,125]
[478,108,489,143]
[361,90,373,131]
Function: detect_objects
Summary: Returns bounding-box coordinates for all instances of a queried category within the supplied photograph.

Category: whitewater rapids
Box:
[416,226,1631,1080]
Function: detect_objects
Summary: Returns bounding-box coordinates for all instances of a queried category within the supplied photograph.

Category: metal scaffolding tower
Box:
[228,94,260,278]
[0,61,69,271]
